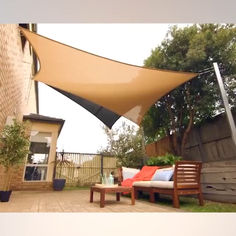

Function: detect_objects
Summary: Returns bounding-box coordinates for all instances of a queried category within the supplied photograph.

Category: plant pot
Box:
[53,179,66,191]
[0,190,12,202]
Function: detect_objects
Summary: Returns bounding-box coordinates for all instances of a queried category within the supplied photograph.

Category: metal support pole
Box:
[213,62,236,147]
[100,154,104,177]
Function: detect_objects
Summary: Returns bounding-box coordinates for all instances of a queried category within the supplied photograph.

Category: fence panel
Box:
[144,112,236,203]
[55,152,117,186]
[145,136,172,156]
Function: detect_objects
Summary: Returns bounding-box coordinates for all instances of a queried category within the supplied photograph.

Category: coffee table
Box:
[90,185,135,208]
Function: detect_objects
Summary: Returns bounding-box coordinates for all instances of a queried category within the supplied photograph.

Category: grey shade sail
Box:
[50,85,121,129]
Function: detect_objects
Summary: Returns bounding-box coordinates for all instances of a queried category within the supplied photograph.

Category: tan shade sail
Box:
[20,27,197,128]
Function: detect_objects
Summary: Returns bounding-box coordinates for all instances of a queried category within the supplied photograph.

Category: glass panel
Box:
[30,131,52,145]
[24,166,47,181]
[27,132,51,164]
[28,143,49,164]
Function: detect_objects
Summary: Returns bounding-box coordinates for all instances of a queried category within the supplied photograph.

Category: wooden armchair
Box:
[133,161,204,208]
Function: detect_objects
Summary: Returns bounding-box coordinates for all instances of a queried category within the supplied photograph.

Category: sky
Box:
[37,24,186,153]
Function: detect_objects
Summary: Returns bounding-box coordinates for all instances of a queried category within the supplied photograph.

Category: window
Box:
[24,131,52,181]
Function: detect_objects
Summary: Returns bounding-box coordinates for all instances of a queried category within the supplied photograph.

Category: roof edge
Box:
[23,113,65,135]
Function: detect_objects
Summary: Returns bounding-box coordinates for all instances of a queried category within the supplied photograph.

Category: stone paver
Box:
[0,190,181,212]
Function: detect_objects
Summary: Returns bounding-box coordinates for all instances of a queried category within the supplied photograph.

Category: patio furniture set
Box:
[90,161,204,208]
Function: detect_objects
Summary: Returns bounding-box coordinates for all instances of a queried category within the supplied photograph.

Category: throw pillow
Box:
[151,168,174,181]
[122,167,140,180]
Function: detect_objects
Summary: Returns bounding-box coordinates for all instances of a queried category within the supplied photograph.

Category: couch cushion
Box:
[133,181,152,187]
[122,167,140,180]
[151,181,174,189]
[151,168,174,181]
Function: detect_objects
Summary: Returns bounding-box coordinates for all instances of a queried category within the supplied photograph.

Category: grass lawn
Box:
[136,193,236,212]
[64,186,236,212]
[64,186,89,190]
[178,197,236,212]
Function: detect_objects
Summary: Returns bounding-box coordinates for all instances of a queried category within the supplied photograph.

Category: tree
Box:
[0,119,30,191]
[142,24,236,156]
[99,122,145,168]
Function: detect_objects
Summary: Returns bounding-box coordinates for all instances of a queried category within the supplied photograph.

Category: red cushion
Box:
[121,166,159,187]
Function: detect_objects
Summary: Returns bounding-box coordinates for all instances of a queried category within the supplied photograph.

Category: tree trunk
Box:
[180,110,194,156]
[180,86,194,157]
[170,133,181,156]
[7,168,13,191]
[3,167,12,191]
[166,97,181,155]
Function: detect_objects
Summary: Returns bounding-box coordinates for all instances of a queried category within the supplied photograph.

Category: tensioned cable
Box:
[198,66,214,72]
[198,69,215,75]
[197,64,226,76]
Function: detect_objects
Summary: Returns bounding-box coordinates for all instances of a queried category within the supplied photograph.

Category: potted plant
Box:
[0,119,30,202]
[52,150,72,191]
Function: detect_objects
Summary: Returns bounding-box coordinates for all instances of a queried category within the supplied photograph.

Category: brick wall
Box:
[0,24,39,190]
[11,164,53,190]
[0,24,37,131]
[0,164,52,191]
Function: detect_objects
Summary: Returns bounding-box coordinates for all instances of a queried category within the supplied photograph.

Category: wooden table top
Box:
[91,184,132,191]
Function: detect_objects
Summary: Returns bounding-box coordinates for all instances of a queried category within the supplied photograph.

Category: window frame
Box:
[23,131,52,182]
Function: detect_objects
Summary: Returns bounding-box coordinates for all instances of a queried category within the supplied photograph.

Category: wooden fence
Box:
[184,112,236,162]
[201,160,236,203]
[145,136,172,156]
[55,152,117,186]
[184,112,236,203]
[145,111,236,203]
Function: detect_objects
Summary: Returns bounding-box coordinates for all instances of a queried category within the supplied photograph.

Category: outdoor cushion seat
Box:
[133,161,204,208]
[150,181,174,189]
[133,181,152,187]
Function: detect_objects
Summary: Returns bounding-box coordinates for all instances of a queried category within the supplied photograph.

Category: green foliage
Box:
[142,24,236,154]
[99,122,145,168]
[0,119,30,191]
[146,153,182,166]
[0,119,30,169]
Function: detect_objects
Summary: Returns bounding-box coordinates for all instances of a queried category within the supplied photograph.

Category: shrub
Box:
[0,119,30,190]
[99,122,145,168]
[146,153,182,166]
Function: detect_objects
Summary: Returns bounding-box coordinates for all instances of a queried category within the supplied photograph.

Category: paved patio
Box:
[0,190,181,212]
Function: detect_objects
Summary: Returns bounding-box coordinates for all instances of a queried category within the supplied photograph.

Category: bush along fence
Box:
[55,152,117,186]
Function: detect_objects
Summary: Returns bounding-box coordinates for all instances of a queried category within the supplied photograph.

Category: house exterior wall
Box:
[0,24,39,190]
[8,121,60,191]
[0,24,38,132]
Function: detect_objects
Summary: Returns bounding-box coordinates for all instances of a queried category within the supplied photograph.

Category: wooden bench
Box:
[133,161,204,208]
